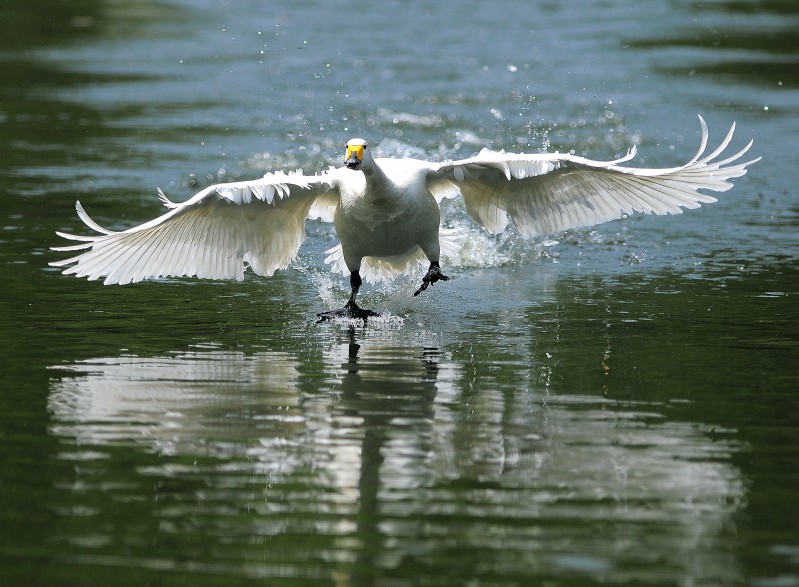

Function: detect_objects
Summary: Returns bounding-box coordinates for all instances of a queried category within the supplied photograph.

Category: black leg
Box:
[348,270,362,304]
[413,261,450,297]
[317,270,379,322]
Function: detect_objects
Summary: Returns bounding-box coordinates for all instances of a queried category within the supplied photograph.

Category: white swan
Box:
[51,116,758,319]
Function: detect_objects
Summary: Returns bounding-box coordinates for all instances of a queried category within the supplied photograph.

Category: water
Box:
[1,1,798,585]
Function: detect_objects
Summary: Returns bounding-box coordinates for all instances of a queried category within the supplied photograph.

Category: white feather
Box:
[428,115,759,238]
[51,173,336,284]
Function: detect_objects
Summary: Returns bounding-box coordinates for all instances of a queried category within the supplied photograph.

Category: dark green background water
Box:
[1,1,797,585]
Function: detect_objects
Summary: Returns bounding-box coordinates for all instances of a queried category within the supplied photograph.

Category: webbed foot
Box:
[317,300,379,323]
[413,262,450,297]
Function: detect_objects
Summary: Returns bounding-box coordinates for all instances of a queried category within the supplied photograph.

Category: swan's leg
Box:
[317,271,379,322]
[346,270,363,305]
[413,261,450,297]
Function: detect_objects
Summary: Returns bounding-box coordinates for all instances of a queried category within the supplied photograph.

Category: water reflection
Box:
[48,327,746,584]
[49,348,303,457]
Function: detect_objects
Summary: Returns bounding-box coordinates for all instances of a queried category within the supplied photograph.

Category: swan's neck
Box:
[362,159,389,189]
[361,160,399,206]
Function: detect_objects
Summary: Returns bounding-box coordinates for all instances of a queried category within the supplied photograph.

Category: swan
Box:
[50,116,758,319]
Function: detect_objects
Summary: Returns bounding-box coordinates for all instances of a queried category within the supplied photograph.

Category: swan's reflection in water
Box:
[48,328,744,584]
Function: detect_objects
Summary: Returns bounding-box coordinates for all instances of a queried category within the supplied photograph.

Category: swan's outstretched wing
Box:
[50,171,338,284]
[427,116,759,238]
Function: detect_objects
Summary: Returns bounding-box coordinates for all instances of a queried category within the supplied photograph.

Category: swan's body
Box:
[336,155,441,271]
[51,116,758,318]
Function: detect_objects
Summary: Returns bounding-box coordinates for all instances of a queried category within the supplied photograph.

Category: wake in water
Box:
[302,205,561,323]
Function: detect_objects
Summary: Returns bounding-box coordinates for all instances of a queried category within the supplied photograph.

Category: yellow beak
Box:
[345,145,364,169]
[346,145,364,160]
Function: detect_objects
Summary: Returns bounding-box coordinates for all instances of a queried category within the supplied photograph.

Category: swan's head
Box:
[345,138,370,171]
